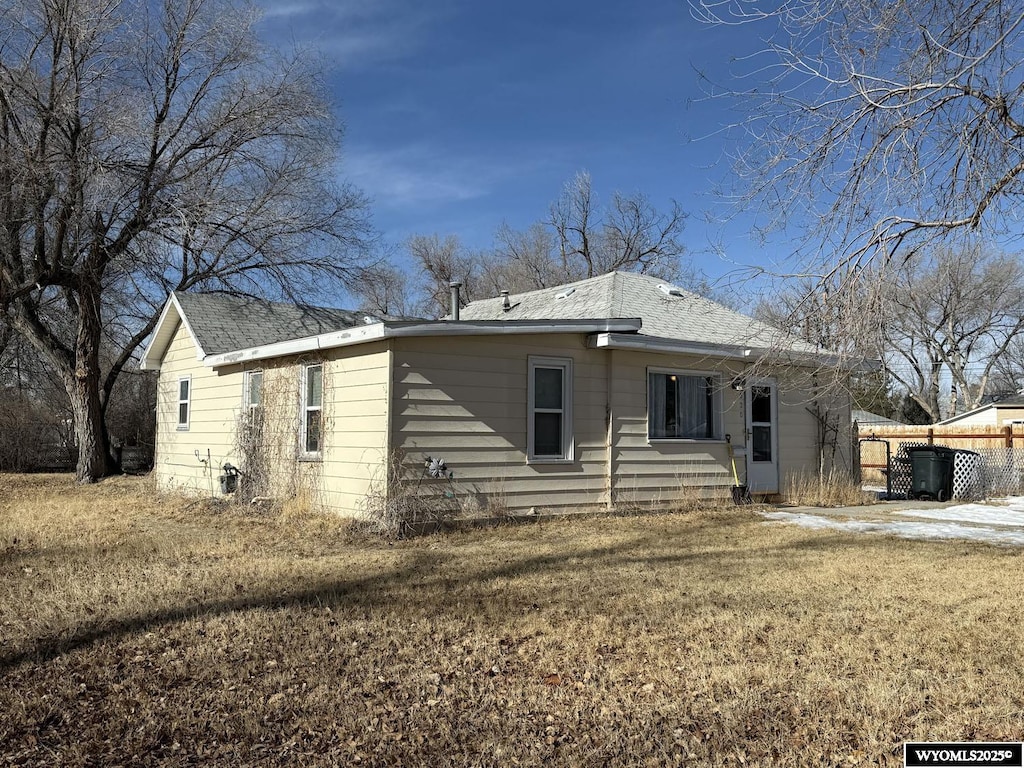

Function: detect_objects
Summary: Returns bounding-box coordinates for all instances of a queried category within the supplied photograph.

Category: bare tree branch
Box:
[0,0,374,481]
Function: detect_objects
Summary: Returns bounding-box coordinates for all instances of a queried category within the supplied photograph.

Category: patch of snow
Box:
[894,503,1024,527]
[763,499,1024,547]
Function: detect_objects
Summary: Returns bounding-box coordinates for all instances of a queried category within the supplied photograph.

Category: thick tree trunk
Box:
[67,371,113,482]
[69,285,115,483]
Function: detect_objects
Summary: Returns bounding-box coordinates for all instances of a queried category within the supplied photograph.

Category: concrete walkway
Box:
[780,497,949,521]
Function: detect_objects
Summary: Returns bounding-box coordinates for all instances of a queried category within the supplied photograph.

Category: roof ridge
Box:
[175,290,347,314]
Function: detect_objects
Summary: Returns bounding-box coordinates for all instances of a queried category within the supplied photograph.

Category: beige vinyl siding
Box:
[155,322,390,515]
[391,334,609,513]
[775,381,853,484]
[155,317,852,516]
[608,349,743,505]
[317,341,390,516]
[218,343,391,517]
[154,320,244,496]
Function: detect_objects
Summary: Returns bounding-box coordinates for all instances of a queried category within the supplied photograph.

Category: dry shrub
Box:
[279,486,321,521]
[232,363,326,513]
[362,451,468,536]
[782,469,875,507]
[612,459,734,516]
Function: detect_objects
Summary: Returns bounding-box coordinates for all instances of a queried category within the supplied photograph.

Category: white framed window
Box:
[527,356,573,462]
[647,369,722,441]
[301,364,323,457]
[244,370,263,418]
[177,375,191,430]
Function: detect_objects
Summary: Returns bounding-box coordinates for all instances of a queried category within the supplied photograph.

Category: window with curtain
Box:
[647,372,719,440]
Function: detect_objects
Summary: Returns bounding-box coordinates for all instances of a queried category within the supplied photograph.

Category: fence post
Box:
[1005,425,1013,448]
[927,427,934,445]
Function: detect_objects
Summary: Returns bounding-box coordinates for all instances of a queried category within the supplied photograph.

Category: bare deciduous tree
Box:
[359,173,696,318]
[355,261,413,318]
[405,234,481,318]
[871,246,1024,420]
[549,171,689,280]
[0,0,372,482]
[694,0,1024,282]
[762,245,1024,422]
[485,222,567,293]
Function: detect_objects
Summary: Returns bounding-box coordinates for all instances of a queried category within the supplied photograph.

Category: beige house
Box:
[141,272,853,518]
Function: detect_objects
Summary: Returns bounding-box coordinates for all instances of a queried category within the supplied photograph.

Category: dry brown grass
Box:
[3,473,1024,766]
[781,469,876,507]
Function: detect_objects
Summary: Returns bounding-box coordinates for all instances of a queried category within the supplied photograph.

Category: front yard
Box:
[2,474,1024,766]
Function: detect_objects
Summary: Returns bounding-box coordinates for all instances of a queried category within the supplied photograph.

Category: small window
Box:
[528,357,573,462]
[301,364,323,456]
[177,376,191,430]
[244,370,263,417]
[648,371,720,440]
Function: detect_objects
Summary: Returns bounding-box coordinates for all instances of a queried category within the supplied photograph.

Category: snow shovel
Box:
[726,434,751,505]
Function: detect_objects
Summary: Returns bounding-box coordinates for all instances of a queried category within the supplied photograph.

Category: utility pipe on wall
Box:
[449,281,462,321]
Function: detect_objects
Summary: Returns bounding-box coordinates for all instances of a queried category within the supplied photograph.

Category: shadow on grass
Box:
[0,548,445,673]
[1,523,887,674]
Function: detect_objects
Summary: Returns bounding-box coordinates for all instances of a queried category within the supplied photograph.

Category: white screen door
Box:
[745,380,779,493]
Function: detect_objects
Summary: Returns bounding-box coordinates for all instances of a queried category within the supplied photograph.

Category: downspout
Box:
[606,348,615,509]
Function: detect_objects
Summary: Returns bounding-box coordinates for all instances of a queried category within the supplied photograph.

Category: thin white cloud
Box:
[343,145,492,207]
[259,1,318,20]
[256,0,443,69]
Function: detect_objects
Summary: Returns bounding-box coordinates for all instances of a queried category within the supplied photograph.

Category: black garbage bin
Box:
[906,446,955,501]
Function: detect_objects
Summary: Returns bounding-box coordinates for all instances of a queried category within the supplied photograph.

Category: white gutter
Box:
[588,332,878,371]
[203,318,643,368]
[588,332,756,360]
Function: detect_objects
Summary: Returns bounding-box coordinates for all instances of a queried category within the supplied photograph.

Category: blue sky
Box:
[256,0,773,297]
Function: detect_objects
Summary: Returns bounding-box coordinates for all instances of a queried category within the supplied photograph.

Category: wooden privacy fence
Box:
[857,424,1024,485]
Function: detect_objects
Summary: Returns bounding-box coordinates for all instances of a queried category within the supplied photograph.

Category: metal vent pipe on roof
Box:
[449,281,462,321]
[501,290,510,312]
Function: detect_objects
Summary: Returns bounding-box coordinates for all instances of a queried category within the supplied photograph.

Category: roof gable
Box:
[173,293,392,357]
[141,292,409,369]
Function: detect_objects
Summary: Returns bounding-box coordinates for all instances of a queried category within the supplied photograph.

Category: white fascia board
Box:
[589,333,880,372]
[775,350,881,372]
[139,293,206,371]
[588,332,755,360]
[202,318,642,369]
[203,322,388,367]
[384,318,642,337]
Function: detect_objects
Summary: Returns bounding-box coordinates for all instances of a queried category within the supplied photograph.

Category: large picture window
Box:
[648,371,720,440]
[528,357,573,462]
[301,364,323,456]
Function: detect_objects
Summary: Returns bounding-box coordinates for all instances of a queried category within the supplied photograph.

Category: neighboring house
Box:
[140,271,854,517]
[937,394,1024,427]
[852,410,903,428]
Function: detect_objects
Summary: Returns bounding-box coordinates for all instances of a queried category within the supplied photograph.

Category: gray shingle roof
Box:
[852,409,903,426]
[458,271,819,353]
[175,293,404,356]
